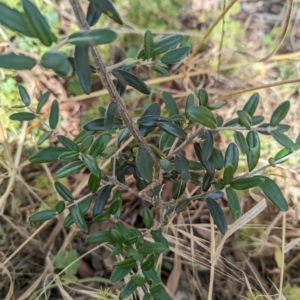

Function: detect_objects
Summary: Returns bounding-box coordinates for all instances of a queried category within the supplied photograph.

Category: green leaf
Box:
[270,101,290,127]
[74,130,95,144]
[174,198,190,213]
[151,230,168,246]
[237,110,252,129]
[93,185,112,216]
[0,54,36,70]
[223,164,234,185]
[71,205,88,233]
[105,102,118,131]
[112,69,150,95]
[234,131,249,154]
[172,180,186,200]
[68,28,117,46]
[207,101,226,111]
[161,46,190,64]
[226,187,240,221]
[159,132,176,152]
[143,293,151,300]
[142,208,153,229]
[119,279,137,300]
[84,117,123,131]
[160,158,172,174]
[29,210,56,222]
[59,151,80,161]
[74,46,91,95]
[79,135,94,152]
[206,198,227,234]
[89,0,123,25]
[186,106,216,129]
[79,196,93,214]
[138,242,168,254]
[224,143,239,173]
[208,147,224,170]
[141,253,155,271]
[88,173,100,193]
[113,257,136,270]
[53,59,71,78]
[87,2,102,26]
[55,161,85,178]
[63,213,74,227]
[185,93,195,118]
[157,122,187,139]
[37,131,53,145]
[174,154,190,181]
[18,85,30,106]
[49,100,59,130]
[271,130,294,150]
[252,115,264,125]
[131,275,146,287]
[151,65,169,76]
[202,131,214,161]
[86,230,114,244]
[202,172,214,192]
[0,3,36,37]
[195,88,208,106]
[138,115,170,127]
[112,191,122,219]
[136,148,153,183]
[109,198,122,215]
[9,112,36,121]
[138,34,183,59]
[243,93,259,117]
[110,268,131,283]
[29,147,67,163]
[151,289,172,300]
[93,212,111,222]
[118,127,130,146]
[23,0,56,46]
[41,52,67,70]
[37,91,51,113]
[54,181,74,201]
[230,177,264,190]
[57,135,79,152]
[89,133,111,157]
[150,283,164,294]
[115,221,130,239]
[55,249,81,276]
[138,103,161,137]
[246,131,260,171]
[144,30,154,59]
[83,155,101,177]
[55,201,66,214]
[162,91,179,117]
[274,148,291,161]
[99,145,117,159]
[256,176,289,211]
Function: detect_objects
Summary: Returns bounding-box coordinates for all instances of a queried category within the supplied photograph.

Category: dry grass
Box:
[1,0,300,299]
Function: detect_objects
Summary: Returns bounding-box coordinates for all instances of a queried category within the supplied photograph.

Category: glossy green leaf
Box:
[202,172,214,192]
[57,135,79,152]
[157,122,187,139]
[79,135,94,152]
[109,198,122,215]
[68,29,117,46]
[185,93,195,118]
[274,148,291,161]
[88,173,100,193]
[252,115,264,125]
[208,147,224,170]
[142,207,153,229]
[49,100,59,130]
[271,130,294,150]
[202,131,214,161]
[36,91,50,113]
[119,279,137,300]
[112,69,150,94]
[143,293,151,300]
[10,112,36,121]
[151,230,168,246]
[223,164,234,185]
[86,230,114,244]
[230,177,264,190]
[138,242,168,254]
[186,105,216,129]
[138,34,183,59]
[207,101,226,111]
[113,257,136,270]
[71,205,88,233]
[174,154,190,181]
[0,54,36,70]
[0,3,36,37]
[174,198,190,213]
[195,88,208,106]
[115,220,130,239]
[79,196,93,214]
[29,210,56,222]
[23,0,56,46]
[74,130,95,144]
[162,91,179,117]
[256,176,288,211]
[58,151,80,161]
[63,213,74,227]
[18,85,30,106]
[99,145,117,159]
[110,268,131,283]
[118,127,130,146]
[89,0,123,25]
[138,115,170,127]
[151,65,169,76]
[160,158,172,174]
[84,117,123,131]
[144,30,154,59]
[74,46,91,95]
[150,288,172,300]
[224,143,239,173]
[170,114,185,122]
[138,103,161,137]
[53,59,71,78]
[246,131,260,171]
[237,110,252,129]
[131,274,147,287]
[206,198,227,234]
[55,161,85,178]
[37,131,53,145]
[161,46,190,64]
[159,132,176,152]
[87,2,102,26]
[55,201,65,214]
[136,148,153,183]
[242,93,259,117]
[83,155,101,177]
[226,187,240,221]
[141,253,155,271]
[29,147,67,163]
[270,101,290,127]
[89,133,112,157]
[41,52,67,70]
[93,185,112,216]
[234,131,249,154]
[54,181,74,201]
[105,102,118,131]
